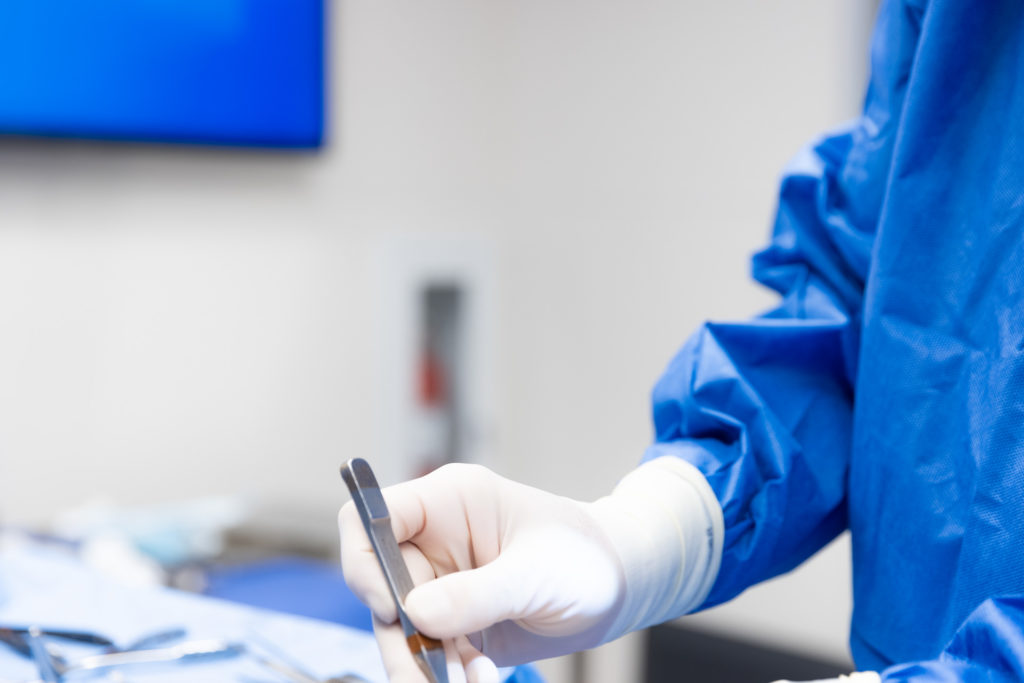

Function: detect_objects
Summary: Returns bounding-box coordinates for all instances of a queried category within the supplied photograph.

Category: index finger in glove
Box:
[366,465,496,543]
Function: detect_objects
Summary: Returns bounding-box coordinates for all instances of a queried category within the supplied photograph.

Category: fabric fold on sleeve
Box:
[643,121,874,608]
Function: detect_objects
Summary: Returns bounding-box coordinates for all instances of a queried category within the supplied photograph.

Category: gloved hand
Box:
[338,457,723,683]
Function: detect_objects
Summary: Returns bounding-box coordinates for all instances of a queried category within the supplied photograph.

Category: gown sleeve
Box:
[641,0,915,610]
[642,4,1024,679]
[642,126,865,608]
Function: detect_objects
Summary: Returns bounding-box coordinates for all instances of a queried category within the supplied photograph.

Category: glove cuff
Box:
[587,456,723,641]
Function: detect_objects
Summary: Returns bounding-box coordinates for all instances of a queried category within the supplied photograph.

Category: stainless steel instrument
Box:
[340,458,448,683]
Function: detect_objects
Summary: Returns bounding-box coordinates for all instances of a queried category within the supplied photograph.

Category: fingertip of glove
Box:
[406,584,454,635]
[464,655,500,683]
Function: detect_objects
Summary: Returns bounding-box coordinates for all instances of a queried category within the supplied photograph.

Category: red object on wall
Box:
[413,347,450,477]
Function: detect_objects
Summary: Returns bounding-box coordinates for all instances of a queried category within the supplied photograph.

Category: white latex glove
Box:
[338,457,723,683]
[772,674,880,683]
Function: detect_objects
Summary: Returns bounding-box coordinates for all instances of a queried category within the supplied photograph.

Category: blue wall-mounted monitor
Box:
[0,0,325,148]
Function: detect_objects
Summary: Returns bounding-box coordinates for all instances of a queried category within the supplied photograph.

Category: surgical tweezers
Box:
[340,458,448,683]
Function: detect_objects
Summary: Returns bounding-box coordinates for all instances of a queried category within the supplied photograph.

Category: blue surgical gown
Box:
[643,1,1024,680]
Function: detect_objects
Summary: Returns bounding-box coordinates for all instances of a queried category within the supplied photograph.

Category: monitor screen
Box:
[0,0,325,148]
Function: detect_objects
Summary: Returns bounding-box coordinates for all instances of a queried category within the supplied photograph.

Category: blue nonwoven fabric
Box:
[202,556,375,632]
[643,0,1024,678]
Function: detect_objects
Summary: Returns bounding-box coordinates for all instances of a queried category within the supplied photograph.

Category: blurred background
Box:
[0,1,877,681]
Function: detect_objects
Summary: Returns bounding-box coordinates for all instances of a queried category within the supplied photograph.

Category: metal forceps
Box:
[340,458,448,683]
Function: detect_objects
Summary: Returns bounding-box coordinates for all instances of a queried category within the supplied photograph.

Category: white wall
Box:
[0,0,874,678]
